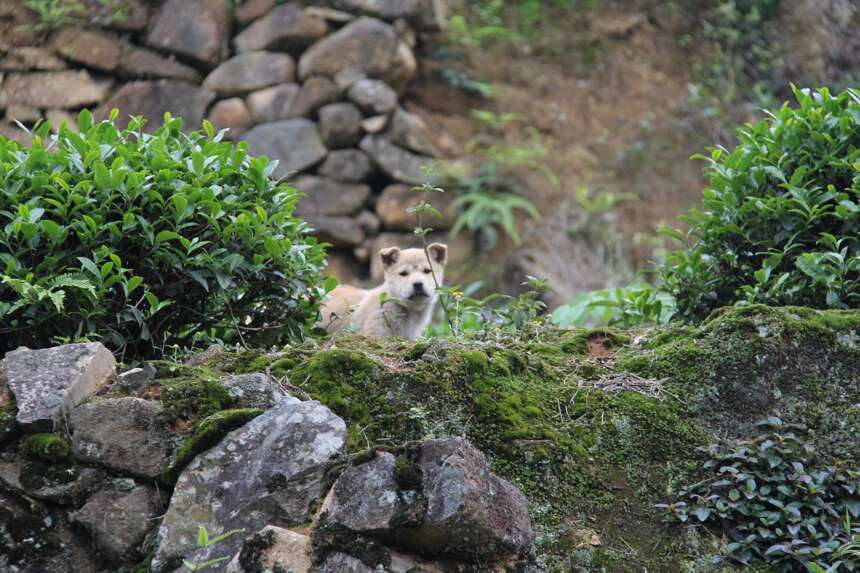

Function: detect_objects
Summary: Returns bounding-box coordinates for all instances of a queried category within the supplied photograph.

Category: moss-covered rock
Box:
[22,433,71,462]
[200,306,860,571]
[162,408,264,483]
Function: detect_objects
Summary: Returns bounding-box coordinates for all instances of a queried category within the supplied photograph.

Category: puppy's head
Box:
[379,243,447,306]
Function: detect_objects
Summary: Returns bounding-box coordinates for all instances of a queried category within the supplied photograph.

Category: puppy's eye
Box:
[423,268,431,274]
[399,271,408,277]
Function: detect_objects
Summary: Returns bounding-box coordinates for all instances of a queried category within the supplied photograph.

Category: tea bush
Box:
[0,112,328,357]
[660,86,860,319]
[659,417,860,571]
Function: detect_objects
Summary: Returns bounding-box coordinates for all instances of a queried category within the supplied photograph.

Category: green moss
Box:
[194,305,860,571]
[163,408,264,484]
[393,455,422,491]
[21,433,70,461]
[159,375,230,426]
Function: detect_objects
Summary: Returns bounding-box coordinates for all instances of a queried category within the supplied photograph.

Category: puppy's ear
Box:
[427,243,448,266]
[380,247,401,269]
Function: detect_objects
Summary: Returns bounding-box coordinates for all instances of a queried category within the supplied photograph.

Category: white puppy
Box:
[319,244,448,340]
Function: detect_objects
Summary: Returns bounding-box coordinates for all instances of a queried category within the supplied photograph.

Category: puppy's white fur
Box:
[319,244,447,340]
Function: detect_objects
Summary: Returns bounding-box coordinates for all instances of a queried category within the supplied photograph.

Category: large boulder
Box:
[69,397,176,480]
[151,396,347,572]
[360,135,435,185]
[0,70,112,109]
[316,438,534,560]
[203,51,295,96]
[2,343,115,432]
[234,3,328,53]
[298,17,413,86]
[318,102,364,149]
[303,214,367,246]
[96,80,216,131]
[402,437,534,558]
[147,0,231,67]
[239,119,328,178]
[330,0,422,20]
[72,484,164,562]
[317,149,375,183]
[293,175,371,216]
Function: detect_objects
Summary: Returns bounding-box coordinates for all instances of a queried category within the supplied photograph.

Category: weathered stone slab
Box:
[298,17,398,81]
[347,78,398,115]
[226,526,312,573]
[69,397,175,479]
[151,396,346,572]
[0,47,66,71]
[293,175,371,216]
[318,102,363,148]
[53,27,126,72]
[318,149,375,183]
[360,135,435,185]
[96,80,215,131]
[117,48,203,83]
[388,108,441,157]
[2,343,115,431]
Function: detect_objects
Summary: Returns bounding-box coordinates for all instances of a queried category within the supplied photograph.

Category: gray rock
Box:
[316,451,402,533]
[247,83,300,122]
[228,526,312,573]
[313,552,373,573]
[73,484,164,562]
[234,3,328,53]
[236,0,276,25]
[401,437,535,558]
[222,373,287,410]
[184,344,224,367]
[318,102,364,148]
[53,27,126,72]
[207,97,254,139]
[203,51,295,97]
[287,76,341,118]
[293,175,371,216]
[96,80,215,132]
[298,17,398,81]
[330,0,422,21]
[69,397,175,480]
[388,108,441,157]
[117,48,203,83]
[347,78,398,114]
[0,70,112,109]
[2,343,115,432]
[151,396,347,572]
[318,149,375,183]
[115,364,157,395]
[240,119,328,178]
[0,458,105,507]
[305,6,356,23]
[360,135,435,185]
[0,47,66,71]
[147,0,230,67]
[385,41,418,94]
[304,214,367,246]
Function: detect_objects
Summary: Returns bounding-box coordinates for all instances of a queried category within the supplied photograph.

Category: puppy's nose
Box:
[412,281,424,291]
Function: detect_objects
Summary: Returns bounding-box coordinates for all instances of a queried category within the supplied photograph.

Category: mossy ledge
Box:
[176,306,858,571]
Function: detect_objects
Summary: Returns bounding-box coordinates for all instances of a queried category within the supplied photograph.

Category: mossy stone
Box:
[22,433,70,461]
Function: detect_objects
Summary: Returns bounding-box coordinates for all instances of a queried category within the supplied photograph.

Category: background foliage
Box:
[0,112,328,357]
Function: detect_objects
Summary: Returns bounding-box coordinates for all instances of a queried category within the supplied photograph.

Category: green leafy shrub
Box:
[659,416,860,571]
[660,87,860,320]
[0,112,328,357]
[552,283,675,328]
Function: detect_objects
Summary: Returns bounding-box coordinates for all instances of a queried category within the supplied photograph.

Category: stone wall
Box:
[0,0,461,284]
